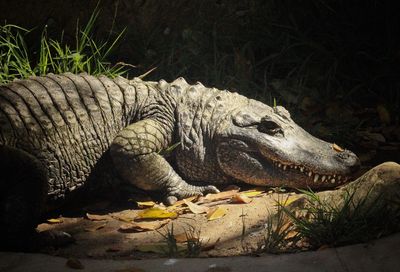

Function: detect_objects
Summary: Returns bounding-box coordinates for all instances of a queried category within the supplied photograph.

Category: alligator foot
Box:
[164,185,220,205]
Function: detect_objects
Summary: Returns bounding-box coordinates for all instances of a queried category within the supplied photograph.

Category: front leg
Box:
[110,119,218,205]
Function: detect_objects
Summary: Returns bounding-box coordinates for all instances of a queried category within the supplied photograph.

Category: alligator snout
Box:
[334,149,361,175]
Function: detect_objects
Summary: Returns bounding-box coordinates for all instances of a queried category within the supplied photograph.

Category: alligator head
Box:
[216,99,360,189]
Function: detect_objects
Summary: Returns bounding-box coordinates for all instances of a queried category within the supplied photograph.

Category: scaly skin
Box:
[0,73,359,249]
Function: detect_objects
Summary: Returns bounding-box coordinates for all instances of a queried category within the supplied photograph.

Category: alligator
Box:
[0,73,360,249]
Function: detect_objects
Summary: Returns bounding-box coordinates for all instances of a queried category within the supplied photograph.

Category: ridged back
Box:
[0,73,136,197]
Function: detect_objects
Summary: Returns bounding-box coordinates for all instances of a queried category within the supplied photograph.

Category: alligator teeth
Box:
[314,174,319,183]
[338,175,342,181]
[308,172,312,177]
[278,163,282,168]
[283,165,287,170]
[333,174,336,178]
[331,178,336,183]
[300,167,304,172]
[321,175,326,182]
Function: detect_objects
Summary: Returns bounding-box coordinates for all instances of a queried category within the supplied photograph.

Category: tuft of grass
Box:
[0,5,127,85]
[157,223,179,258]
[259,196,300,254]
[281,188,400,249]
[184,225,202,257]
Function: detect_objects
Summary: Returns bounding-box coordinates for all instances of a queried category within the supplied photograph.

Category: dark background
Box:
[1,0,399,167]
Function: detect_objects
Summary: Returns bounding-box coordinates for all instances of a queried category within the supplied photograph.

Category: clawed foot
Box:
[164,185,220,205]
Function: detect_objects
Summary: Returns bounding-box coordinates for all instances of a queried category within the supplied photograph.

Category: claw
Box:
[203,185,220,194]
[164,195,178,206]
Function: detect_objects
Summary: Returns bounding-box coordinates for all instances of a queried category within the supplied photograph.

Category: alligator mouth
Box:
[270,159,350,186]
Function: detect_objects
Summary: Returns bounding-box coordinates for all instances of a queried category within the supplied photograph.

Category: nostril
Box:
[335,150,361,173]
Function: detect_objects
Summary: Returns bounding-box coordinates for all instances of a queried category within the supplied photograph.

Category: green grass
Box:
[280,188,399,249]
[0,5,127,85]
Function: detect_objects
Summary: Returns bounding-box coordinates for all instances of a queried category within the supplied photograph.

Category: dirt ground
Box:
[37,188,298,259]
[35,161,400,260]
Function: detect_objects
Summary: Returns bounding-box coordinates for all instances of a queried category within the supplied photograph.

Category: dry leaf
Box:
[136,201,156,209]
[84,222,107,232]
[47,218,63,224]
[119,219,170,232]
[137,207,178,219]
[171,196,198,207]
[174,232,188,243]
[183,199,210,214]
[111,210,138,223]
[66,258,84,270]
[277,195,300,207]
[231,193,252,204]
[85,213,109,221]
[207,206,227,221]
[203,190,239,202]
[242,190,264,198]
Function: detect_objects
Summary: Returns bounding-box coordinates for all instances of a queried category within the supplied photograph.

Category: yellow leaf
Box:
[136,201,156,209]
[276,195,299,206]
[183,199,209,214]
[242,190,264,197]
[119,219,170,232]
[207,206,227,221]
[47,218,63,224]
[137,207,178,219]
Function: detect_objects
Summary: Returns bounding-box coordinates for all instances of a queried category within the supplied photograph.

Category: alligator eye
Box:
[257,120,283,135]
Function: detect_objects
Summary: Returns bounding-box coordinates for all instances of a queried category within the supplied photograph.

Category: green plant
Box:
[0,5,127,85]
[184,225,202,257]
[282,188,400,249]
[157,224,179,258]
[259,196,300,254]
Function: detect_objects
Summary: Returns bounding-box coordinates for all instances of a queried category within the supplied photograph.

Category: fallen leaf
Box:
[136,201,156,209]
[231,193,252,204]
[84,222,107,232]
[137,207,178,219]
[332,143,344,152]
[276,195,300,207]
[119,219,170,232]
[207,206,227,221]
[242,190,264,198]
[47,218,63,224]
[174,232,188,243]
[203,190,239,202]
[111,210,138,222]
[85,213,109,221]
[171,196,198,207]
[66,258,84,269]
[184,199,210,214]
